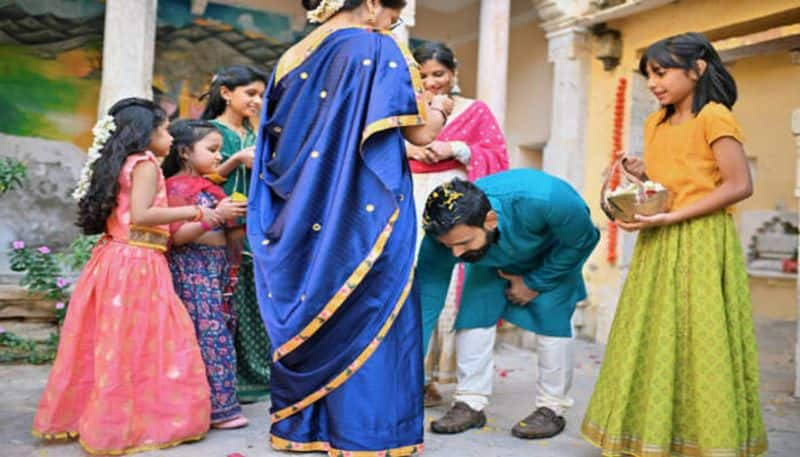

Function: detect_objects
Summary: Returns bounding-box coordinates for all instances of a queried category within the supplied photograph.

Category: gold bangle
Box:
[190,206,203,222]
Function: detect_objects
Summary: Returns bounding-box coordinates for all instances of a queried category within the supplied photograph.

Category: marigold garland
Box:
[607,77,627,264]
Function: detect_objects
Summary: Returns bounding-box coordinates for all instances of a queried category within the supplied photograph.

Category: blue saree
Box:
[248,27,426,456]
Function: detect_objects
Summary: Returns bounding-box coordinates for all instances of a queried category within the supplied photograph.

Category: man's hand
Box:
[498,271,539,306]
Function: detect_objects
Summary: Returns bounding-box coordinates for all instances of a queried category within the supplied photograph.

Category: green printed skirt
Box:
[234,255,272,403]
[582,211,767,457]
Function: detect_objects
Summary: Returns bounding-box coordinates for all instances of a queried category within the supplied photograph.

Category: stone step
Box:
[1,321,56,341]
[0,284,57,323]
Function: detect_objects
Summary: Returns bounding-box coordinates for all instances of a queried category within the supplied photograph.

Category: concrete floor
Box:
[1,318,798,457]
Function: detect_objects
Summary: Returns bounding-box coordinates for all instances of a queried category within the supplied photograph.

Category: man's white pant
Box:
[452,326,574,415]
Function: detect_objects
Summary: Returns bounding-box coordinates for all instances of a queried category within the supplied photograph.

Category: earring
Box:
[225,99,231,106]
[451,74,462,95]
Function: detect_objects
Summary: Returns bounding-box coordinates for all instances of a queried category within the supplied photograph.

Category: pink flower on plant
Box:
[0,325,5,334]
[55,302,65,310]
[37,246,51,254]
[56,277,69,288]
[12,241,25,249]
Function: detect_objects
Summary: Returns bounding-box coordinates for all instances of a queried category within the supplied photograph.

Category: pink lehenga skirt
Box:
[32,238,211,455]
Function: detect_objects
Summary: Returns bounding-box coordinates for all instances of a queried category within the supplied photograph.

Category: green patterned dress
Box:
[211,119,271,403]
[582,104,767,457]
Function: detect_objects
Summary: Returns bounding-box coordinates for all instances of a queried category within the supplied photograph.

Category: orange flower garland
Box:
[607,77,627,264]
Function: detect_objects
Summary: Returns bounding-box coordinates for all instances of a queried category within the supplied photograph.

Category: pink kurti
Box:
[408,99,509,180]
[32,151,210,455]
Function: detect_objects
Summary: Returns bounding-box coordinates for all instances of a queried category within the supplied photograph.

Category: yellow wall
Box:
[729,52,800,213]
[451,40,478,99]
[582,0,800,341]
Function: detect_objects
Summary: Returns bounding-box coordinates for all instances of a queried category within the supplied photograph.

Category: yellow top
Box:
[643,102,745,212]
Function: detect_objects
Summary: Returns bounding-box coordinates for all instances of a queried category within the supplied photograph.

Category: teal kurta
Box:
[210,120,255,198]
[417,169,600,349]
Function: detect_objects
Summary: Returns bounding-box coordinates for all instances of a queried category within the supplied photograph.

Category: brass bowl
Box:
[606,189,669,222]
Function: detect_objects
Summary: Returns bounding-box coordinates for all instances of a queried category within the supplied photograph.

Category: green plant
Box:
[0,157,27,194]
[0,162,98,364]
[9,244,69,304]
[60,234,101,272]
[1,240,90,364]
[0,330,58,364]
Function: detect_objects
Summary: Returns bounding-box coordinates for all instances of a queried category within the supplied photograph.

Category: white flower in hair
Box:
[72,115,116,201]
[307,0,345,23]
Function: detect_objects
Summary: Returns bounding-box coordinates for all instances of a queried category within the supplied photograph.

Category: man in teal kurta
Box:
[417,169,599,439]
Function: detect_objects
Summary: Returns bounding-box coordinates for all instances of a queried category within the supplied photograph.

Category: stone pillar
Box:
[477,0,510,128]
[793,107,800,397]
[98,0,158,114]
[393,0,415,45]
[541,25,591,191]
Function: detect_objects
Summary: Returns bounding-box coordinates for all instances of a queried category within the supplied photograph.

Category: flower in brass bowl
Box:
[605,181,669,223]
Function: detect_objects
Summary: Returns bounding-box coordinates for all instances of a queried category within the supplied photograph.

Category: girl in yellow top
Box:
[582,32,767,457]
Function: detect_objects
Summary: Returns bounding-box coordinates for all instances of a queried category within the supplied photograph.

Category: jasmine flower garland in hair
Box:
[72,115,116,200]
[307,0,345,23]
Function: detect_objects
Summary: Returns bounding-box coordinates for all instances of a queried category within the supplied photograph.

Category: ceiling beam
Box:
[714,23,800,62]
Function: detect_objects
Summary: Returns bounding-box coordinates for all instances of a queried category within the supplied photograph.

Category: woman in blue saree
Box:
[248,1,452,455]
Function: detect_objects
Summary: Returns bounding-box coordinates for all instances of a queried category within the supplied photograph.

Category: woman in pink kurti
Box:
[33,98,217,455]
[407,42,509,406]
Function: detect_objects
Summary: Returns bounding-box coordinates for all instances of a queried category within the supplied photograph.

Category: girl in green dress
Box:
[582,33,767,457]
[201,65,272,403]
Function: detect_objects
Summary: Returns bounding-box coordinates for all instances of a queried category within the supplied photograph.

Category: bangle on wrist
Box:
[430,107,448,126]
[190,206,203,222]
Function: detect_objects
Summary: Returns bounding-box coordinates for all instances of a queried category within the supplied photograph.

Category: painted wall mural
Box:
[0,0,309,147]
[154,0,311,120]
[0,0,104,148]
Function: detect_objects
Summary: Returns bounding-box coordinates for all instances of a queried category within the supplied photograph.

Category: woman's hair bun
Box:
[302,0,322,11]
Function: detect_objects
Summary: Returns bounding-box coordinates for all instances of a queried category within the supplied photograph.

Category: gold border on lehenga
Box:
[127,225,169,252]
[270,434,424,457]
[581,420,768,457]
[270,271,414,424]
[31,429,206,456]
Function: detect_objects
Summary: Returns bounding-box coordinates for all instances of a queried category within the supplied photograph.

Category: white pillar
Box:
[393,0,415,45]
[793,107,800,398]
[541,26,591,191]
[477,0,510,128]
[98,0,158,114]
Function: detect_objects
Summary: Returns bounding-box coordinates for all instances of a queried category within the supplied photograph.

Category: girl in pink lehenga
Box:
[32,98,218,455]
[406,42,509,406]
